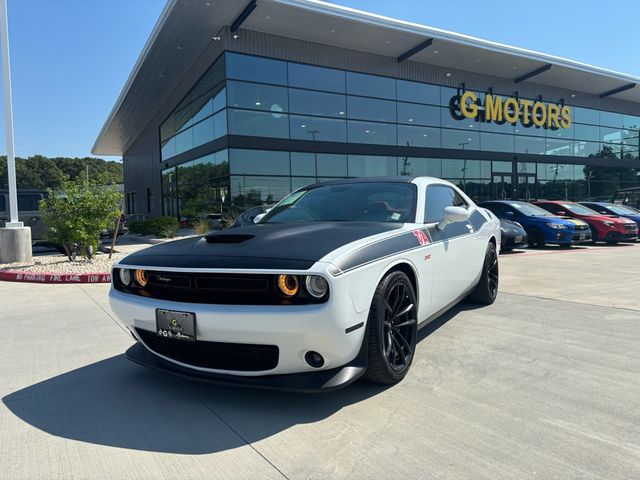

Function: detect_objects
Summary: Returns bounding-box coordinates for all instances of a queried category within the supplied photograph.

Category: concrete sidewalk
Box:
[1,245,639,479]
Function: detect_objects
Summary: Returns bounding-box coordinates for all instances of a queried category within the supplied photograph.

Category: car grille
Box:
[136,328,279,371]
[573,224,589,231]
[624,224,637,231]
[113,270,327,305]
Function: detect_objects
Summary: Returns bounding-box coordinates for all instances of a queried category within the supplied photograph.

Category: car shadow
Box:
[2,305,462,454]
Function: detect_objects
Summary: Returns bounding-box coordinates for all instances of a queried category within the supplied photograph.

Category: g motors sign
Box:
[450,92,572,129]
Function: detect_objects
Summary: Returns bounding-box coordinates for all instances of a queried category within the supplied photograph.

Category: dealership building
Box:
[93,0,640,219]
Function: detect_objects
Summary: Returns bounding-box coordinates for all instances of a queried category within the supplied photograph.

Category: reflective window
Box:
[442,129,479,150]
[227,81,288,112]
[545,138,574,156]
[399,157,442,177]
[515,136,546,155]
[289,89,346,118]
[574,141,600,157]
[348,121,397,145]
[397,80,439,105]
[288,63,345,93]
[226,53,287,85]
[440,87,458,107]
[480,120,515,134]
[289,115,347,142]
[492,161,513,173]
[346,72,395,99]
[574,107,599,125]
[230,175,292,208]
[480,132,514,153]
[397,102,440,126]
[162,168,178,217]
[425,184,466,223]
[291,177,317,191]
[441,107,478,130]
[623,114,640,130]
[177,150,229,218]
[600,126,622,144]
[574,123,599,141]
[347,96,396,122]
[227,109,289,138]
[290,152,316,176]
[230,149,290,176]
[17,193,43,211]
[600,110,623,128]
[316,154,348,177]
[192,117,214,148]
[398,125,441,148]
[348,155,398,177]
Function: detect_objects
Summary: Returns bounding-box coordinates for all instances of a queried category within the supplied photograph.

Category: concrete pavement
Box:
[1,244,639,479]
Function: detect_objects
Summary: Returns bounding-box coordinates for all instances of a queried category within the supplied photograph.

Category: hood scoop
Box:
[205,233,255,244]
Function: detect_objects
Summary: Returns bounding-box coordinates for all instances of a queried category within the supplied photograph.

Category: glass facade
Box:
[158,51,640,218]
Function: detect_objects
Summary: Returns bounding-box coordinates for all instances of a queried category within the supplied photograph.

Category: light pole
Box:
[0,0,31,262]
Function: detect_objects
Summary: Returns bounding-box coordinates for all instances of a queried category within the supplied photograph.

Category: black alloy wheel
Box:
[468,242,499,305]
[365,271,418,384]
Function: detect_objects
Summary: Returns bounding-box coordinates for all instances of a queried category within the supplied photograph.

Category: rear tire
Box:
[468,242,499,305]
[364,271,418,385]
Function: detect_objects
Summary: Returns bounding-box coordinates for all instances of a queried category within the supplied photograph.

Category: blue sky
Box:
[0,0,638,159]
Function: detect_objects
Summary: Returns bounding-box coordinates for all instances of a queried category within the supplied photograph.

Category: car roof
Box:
[303,176,416,189]
[534,200,576,204]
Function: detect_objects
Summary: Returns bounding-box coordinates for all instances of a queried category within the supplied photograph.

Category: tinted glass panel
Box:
[291,177,317,191]
[574,107,599,125]
[397,80,439,105]
[227,109,289,138]
[442,129,479,150]
[231,175,292,207]
[480,132,514,153]
[17,193,41,211]
[397,102,440,126]
[348,155,398,177]
[0,195,5,212]
[289,89,345,117]
[400,157,442,177]
[347,96,396,122]
[346,72,395,99]
[290,152,317,176]
[545,138,574,156]
[316,154,347,177]
[227,81,288,112]
[441,107,478,130]
[288,63,345,93]
[230,149,290,176]
[289,115,347,142]
[348,121,396,145]
[425,185,464,222]
[177,151,229,218]
[600,110,623,128]
[226,53,287,85]
[397,125,441,148]
[192,116,214,148]
[623,114,640,130]
[574,123,599,141]
[574,140,600,157]
[515,136,545,155]
[440,87,457,107]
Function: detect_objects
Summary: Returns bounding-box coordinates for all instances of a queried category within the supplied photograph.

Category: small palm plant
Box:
[159,223,180,238]
[192,217,212,235]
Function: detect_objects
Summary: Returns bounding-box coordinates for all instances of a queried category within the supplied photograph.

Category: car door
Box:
[423,184,479,313]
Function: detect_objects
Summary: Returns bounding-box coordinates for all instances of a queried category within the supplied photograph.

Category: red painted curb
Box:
[0,271,111,284]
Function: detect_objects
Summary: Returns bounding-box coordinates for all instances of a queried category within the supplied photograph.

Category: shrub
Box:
[192,217,212,235]
[129,217,179,236]
[39,179,122,261]
[159,223,180,238]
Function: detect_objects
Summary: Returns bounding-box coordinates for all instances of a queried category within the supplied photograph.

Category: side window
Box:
[486,203,505,216]
[425,185,467,223]
[17,193,42,211]
[0,194,6,213]
[540,203,558,214]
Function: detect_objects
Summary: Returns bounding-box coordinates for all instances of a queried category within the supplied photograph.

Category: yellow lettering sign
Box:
[460,91,478,119]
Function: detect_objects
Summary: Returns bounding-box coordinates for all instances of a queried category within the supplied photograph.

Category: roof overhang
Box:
[93,0,640,156]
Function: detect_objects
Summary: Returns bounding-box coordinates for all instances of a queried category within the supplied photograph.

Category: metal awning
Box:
[93,0,640,156]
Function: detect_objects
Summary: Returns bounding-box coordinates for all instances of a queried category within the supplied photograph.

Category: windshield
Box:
[606,204,637,215]
[562,203,599,215]
[510,202,554,217]
[260,182,417,223]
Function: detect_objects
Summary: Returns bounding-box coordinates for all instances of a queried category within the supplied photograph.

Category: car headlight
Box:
[603,221,615,227]
[277,274,299,297]
[118,268,132,286]
[546,223,568,229]
[135,269,148,287]
[305,275,329,298]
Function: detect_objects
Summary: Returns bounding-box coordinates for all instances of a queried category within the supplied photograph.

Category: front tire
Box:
[364,271,418,385]
[527,228,545,248]
[468,242,499,305]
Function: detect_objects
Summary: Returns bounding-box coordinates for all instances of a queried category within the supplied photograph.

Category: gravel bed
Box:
[0,252,126,274]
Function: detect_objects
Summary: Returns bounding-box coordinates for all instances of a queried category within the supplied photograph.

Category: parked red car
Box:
[533,200,638,244]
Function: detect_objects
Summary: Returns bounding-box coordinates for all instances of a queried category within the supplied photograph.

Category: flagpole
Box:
[0,0,19,227]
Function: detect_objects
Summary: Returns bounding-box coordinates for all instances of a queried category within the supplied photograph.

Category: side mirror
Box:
[556,211,566,216]
[505,211,514,218]
[253,213,266,223]
[437,206,469,231]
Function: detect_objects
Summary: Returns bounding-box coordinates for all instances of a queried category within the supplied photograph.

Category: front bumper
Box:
[604,230,638,242]
[109,286,368,379]
[552,229,593,245]
[501,234,528,250]
[125,341,366,392]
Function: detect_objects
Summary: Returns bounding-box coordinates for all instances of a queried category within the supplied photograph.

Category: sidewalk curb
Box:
[0,271,112,284]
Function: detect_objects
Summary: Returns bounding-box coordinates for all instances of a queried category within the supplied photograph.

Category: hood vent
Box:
[205,233,254,244]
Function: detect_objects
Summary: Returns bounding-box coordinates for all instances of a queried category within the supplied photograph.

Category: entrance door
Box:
[517,174,536,201]
[492,174,512,200]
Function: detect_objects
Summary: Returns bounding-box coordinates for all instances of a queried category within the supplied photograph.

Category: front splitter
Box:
[125,342,366,393]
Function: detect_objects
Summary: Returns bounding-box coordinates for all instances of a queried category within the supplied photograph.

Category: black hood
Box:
[120,222,403,270]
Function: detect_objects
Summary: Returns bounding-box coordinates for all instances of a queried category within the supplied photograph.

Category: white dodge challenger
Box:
[110,177,500,391]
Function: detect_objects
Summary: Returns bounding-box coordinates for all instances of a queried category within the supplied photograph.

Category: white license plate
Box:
[514,236,522,243]
[579,233,586,240]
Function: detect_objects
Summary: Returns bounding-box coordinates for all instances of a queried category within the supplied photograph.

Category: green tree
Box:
[39,179,122,261]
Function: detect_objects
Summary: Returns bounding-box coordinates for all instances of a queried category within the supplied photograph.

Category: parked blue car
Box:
[580,202,640,231]
[479,200,592,247]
